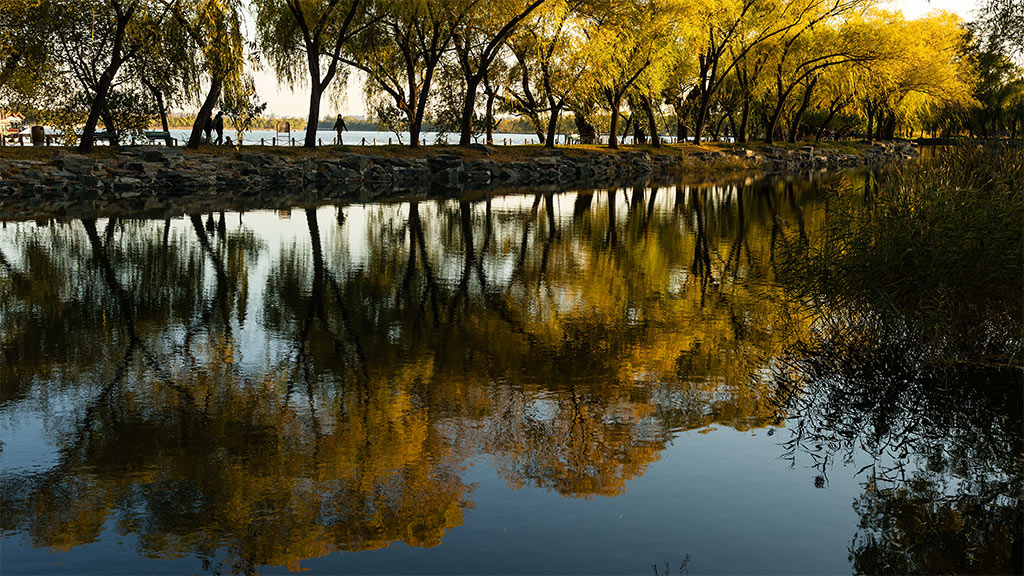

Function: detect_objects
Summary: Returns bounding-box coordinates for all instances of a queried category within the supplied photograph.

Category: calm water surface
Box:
[1,171,1019,574]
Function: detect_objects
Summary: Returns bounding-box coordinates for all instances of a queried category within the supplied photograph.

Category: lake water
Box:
[1,170,1019,574]
[167,129,674,147]
[167,128,553,147]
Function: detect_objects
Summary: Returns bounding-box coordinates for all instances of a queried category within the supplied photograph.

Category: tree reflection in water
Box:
[774,192,1023,574]
[4,171,1012,572]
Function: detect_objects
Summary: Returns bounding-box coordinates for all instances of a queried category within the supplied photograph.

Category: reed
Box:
[781,144,1024,364]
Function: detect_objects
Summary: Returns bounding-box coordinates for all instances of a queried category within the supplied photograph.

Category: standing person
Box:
[213,111,225,145]
[203,114,213,144]
[333,114,348,145]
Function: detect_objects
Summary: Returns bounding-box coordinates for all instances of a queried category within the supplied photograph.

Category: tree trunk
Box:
[787,78,817,143]
[305,81,324,148]
[764,101,784,144]
[544,104,562,148]
[78,4,134,153]
[883,113,896,140]
[633,116,646,145]
[485,86,496,145]
[100,105,120,148]
[146,83,172,143]
[608,102,620,150]
[78,70,116,153]
[408,62,439,149]
[188,76,222,149]
[410,119,421,148]
[534,123,546,145]
[458,76,482,146]
[712,115,725,141]
[737,100,749,143]
[693,93,709,145]
[816,107,837,142]
[643,96,659,147]
[574,111,596,144]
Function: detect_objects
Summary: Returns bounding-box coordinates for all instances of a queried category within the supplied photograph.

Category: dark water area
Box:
[1,170,1020,574]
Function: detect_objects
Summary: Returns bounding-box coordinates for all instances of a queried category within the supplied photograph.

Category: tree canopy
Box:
[1,0,1020,149]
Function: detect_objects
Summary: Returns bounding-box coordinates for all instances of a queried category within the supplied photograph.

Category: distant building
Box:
[1,112,24,135]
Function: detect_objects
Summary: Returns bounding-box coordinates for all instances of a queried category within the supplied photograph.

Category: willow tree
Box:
[761,18,882,143]
[256,0,374,148]
[578,0,671,149]
[660,17,701,143]
[347,0,477,148]
[44,0,173,152]
[684,0,872,145]
[162,0,248,149]
[451,0,549,146]
[857,12,974,141]
[627,20,675,147]
[130,6,201,140]
[0,0,53,110]
[805,64,859,140]
[502,0,597,147]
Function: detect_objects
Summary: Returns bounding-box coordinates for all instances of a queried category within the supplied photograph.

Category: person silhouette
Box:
[203,114,212,144]
[213,111,225,145]
[333,114,348,145]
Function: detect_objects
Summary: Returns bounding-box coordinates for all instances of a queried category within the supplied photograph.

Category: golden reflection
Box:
[0,174,831,569]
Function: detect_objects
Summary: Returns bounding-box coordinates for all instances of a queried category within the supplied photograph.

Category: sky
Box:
[251,0,984,119]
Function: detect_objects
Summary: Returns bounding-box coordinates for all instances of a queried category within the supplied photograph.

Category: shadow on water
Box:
[773,321,1022,574]
[0,161,1020,573]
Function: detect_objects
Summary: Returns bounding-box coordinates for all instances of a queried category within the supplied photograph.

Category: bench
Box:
[144,131,176,145]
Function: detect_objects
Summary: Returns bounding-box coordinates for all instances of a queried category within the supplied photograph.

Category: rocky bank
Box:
[0,141,917,220]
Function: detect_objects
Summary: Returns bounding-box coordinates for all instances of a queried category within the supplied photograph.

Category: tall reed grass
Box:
[781,144,1023,364]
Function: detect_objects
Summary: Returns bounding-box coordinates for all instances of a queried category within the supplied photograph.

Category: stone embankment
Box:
[0,141,917,219]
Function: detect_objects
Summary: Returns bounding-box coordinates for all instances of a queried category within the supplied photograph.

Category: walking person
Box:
[203,114,213,144]
[213,111,225,145]
[333,114,348,145]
